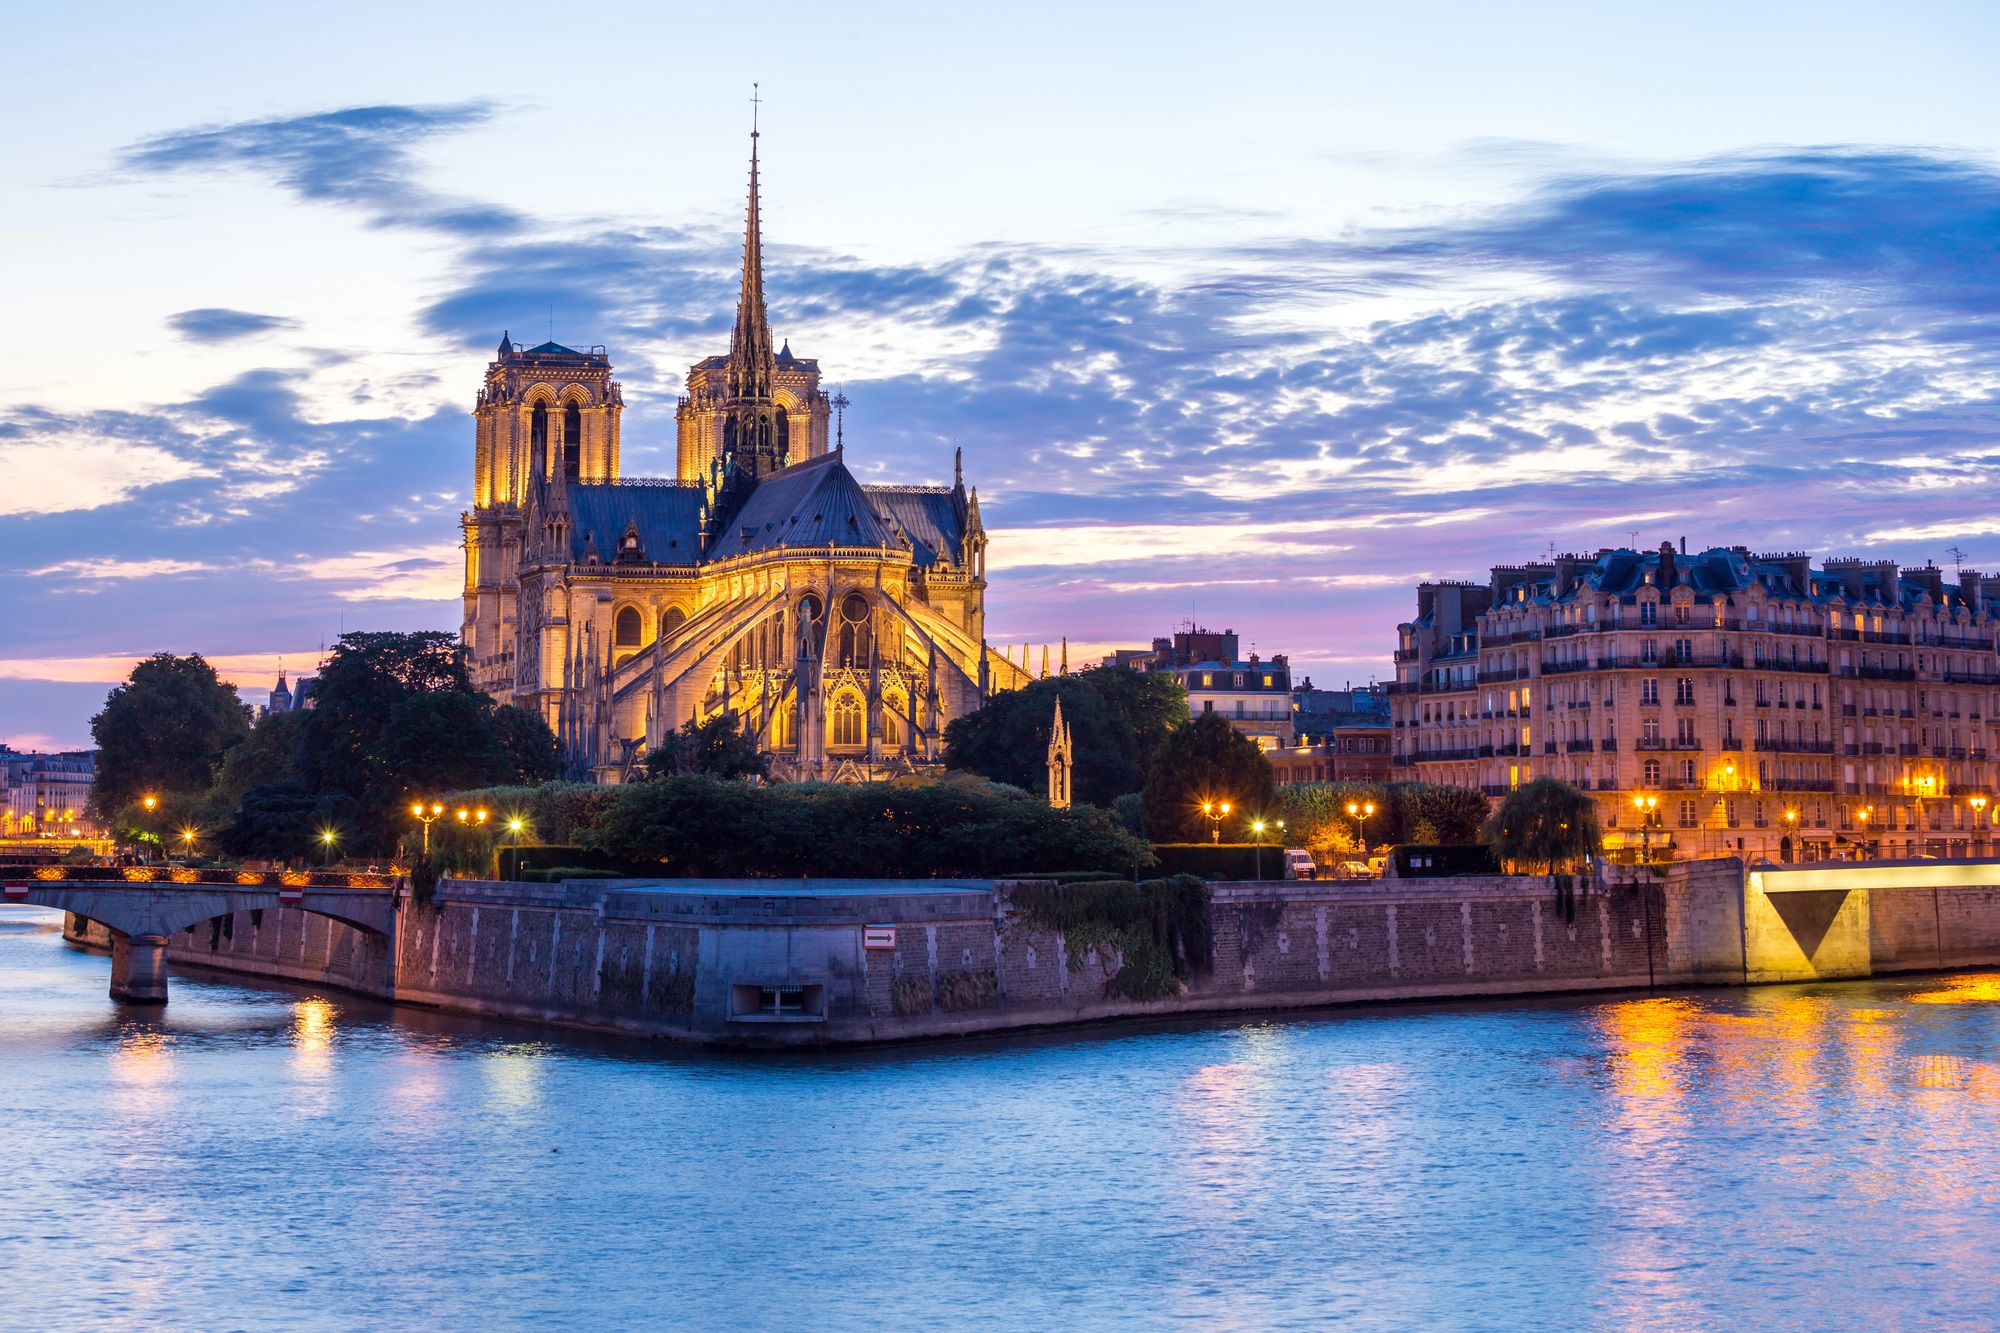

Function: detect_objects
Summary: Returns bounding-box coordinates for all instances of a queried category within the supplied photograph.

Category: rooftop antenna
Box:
[1628,529,1640,549]
[1949,545,1968,571]
[831,389,848,458]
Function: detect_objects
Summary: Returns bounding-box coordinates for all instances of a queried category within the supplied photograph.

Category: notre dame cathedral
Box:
[459,131,1029,783]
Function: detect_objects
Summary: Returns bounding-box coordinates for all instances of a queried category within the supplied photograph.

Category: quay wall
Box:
[59,859,2000,1046]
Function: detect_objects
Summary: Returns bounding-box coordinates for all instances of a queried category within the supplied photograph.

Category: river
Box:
[5,904,2000,1331]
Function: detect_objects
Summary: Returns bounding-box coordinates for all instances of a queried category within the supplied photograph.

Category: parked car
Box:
[1283,848,1317,880]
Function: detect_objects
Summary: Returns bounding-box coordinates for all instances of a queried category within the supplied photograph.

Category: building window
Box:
[1674,638,1693,664]
[831,694,865,747]
[531,400,550,470]
[1675,678,1694,705]
[1642,678,1660,705]
[1677,717,1696,744]
[1641,602,1658,627]
[614,606,642,647]
[562,401,582,479]
[661,606,688,639]
[1679,799,1698,827]
[1675,603,1690,627]
[838,592,872,667]
[1681,759,1697,784]
[1643,718,1661,743]
[1642,639,1659,665]
[1643,759,1661,785]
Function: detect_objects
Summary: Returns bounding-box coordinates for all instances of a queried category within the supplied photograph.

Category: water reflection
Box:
[10,904,2000,1332]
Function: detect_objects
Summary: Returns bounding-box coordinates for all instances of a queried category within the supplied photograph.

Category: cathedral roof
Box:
[713,452,899,558]
[869,486,968,569]
[563,481,707,565]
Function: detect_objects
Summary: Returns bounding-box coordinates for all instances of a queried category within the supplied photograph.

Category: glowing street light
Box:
[320,828,339,868]
[1201,800,1231,845]
[178,826,199,861]
[1631,793,1661,863]
[1346,800,1378,855]
[411,801,445,857]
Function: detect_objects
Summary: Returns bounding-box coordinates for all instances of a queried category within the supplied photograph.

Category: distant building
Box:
[1107,626,1294,746]
[259,671,316,719]
[267,673,293,715]
[0,749,98,838]
[1271,680,1391,785]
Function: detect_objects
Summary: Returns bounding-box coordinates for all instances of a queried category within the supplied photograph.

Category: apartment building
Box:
[1391,544,2000,862]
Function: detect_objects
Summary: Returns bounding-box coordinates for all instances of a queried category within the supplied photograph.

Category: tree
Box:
[584,773,1147,878]
[944,668,1187,806]
[218,781,355,862]
[90,653,251,818]
[1482,777,1601,872]
[492,704,563,783]
[1397,783,1489,845]
[1140,712,1276,843]
[644,712,769,780]
[294,631,513,849]
[209,710,305,810]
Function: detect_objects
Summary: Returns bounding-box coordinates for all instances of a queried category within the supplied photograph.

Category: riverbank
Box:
[56,856,2000,1047]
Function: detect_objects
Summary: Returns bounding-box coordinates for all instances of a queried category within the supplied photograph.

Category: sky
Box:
[5,0,2000,749]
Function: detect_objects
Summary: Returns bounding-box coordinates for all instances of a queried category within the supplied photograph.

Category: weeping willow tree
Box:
[1481,777,1602,873]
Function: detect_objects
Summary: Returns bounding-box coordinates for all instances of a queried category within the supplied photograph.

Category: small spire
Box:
[1060,636,1068,675]
[954,445,963,489]
[497,329,512,358]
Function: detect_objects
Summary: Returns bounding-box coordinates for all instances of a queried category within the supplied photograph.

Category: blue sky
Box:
[5,0,2000,748]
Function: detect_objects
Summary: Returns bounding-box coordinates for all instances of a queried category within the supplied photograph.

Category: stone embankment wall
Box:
[58,859,2000,1046]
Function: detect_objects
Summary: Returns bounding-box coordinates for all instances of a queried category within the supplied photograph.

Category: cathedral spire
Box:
[726,98,775,404]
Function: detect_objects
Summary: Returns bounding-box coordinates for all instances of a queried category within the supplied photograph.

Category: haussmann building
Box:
[1389,543,2000,863]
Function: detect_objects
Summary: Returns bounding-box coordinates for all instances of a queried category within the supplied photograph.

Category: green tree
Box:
[492,704,563,783]
[644,712,769,780]
[219,781,355,862]
[944,667,1187,805]
[90,652,251,818]
[295,631,513,850]
[584,773,1146,878]
[209,710,305,810]
[1397,782,1489,845]
[1482,776,1601,872]
[1140,712,1277,843]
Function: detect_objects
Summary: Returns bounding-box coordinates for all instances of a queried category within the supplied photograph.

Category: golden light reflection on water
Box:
[482,1049,548,1114]
[1907,975,2000,1005]
[290,997,336,1079]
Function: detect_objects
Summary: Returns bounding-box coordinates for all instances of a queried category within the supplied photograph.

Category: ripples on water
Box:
[5,904,2000,1332]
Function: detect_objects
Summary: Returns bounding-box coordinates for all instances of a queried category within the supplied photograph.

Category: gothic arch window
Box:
[775,406,790,463]
[563,401,582,480]
[614,606,642,648]
[531,401,550,473]
[838,592,871,667]
[882,695,903,746]
[660,606,688,639]
[831,693,864,748]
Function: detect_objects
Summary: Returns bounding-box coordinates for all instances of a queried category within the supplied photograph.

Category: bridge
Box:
[3,869,399,1002]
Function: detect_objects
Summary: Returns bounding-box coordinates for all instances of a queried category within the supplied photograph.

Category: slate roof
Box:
[563,481,706,566]
[552,454,969,571]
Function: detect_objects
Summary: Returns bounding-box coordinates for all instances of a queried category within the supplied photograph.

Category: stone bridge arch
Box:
[5,880,398,1003]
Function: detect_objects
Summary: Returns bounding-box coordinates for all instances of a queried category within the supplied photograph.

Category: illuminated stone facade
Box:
[1391,545,2000,861]
[460,136,1028,783]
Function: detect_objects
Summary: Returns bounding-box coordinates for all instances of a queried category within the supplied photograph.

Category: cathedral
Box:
[460,132,1029,783]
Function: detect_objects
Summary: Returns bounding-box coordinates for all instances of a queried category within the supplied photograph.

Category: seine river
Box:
[6,905,2000,1331]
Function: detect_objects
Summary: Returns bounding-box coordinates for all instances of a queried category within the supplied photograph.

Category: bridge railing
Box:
[0,866,399,889]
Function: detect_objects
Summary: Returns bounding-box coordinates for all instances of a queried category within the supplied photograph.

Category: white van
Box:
[1283,848,1317,880]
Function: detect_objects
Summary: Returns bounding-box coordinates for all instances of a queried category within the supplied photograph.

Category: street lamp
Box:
[455,808,489,828]
[411,801,445,857]
[1201,800,1231,845]
[1346,800,1377,855]
[320,829,338,868]
[178,826,198,862]
[142,793,158,862]
[1251,818,1268,879]
[1857,805,1873,859]
[1973,794,1990,853]
[1783,808,1798,863]
[1631,794,1660,863]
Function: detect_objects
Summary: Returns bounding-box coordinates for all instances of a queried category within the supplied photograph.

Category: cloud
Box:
[305,543,462,601]
[118,102,521,235]
[33,558,217,580]
[0,430,209,516]
[167,308,297,343]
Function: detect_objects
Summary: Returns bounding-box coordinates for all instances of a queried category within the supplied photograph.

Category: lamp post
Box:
[142,794,157,863]
[321,829,338,868]
[178,827,198,863]
[1251,818,1266,879]
[1973,794,1990,855]
[1631,794,1660,863]
[411,801,444,858]
[1201,800,1231,846]
[1346,800,1377,855]
[1857,805,1872,859]
[1783,808,1798,863]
